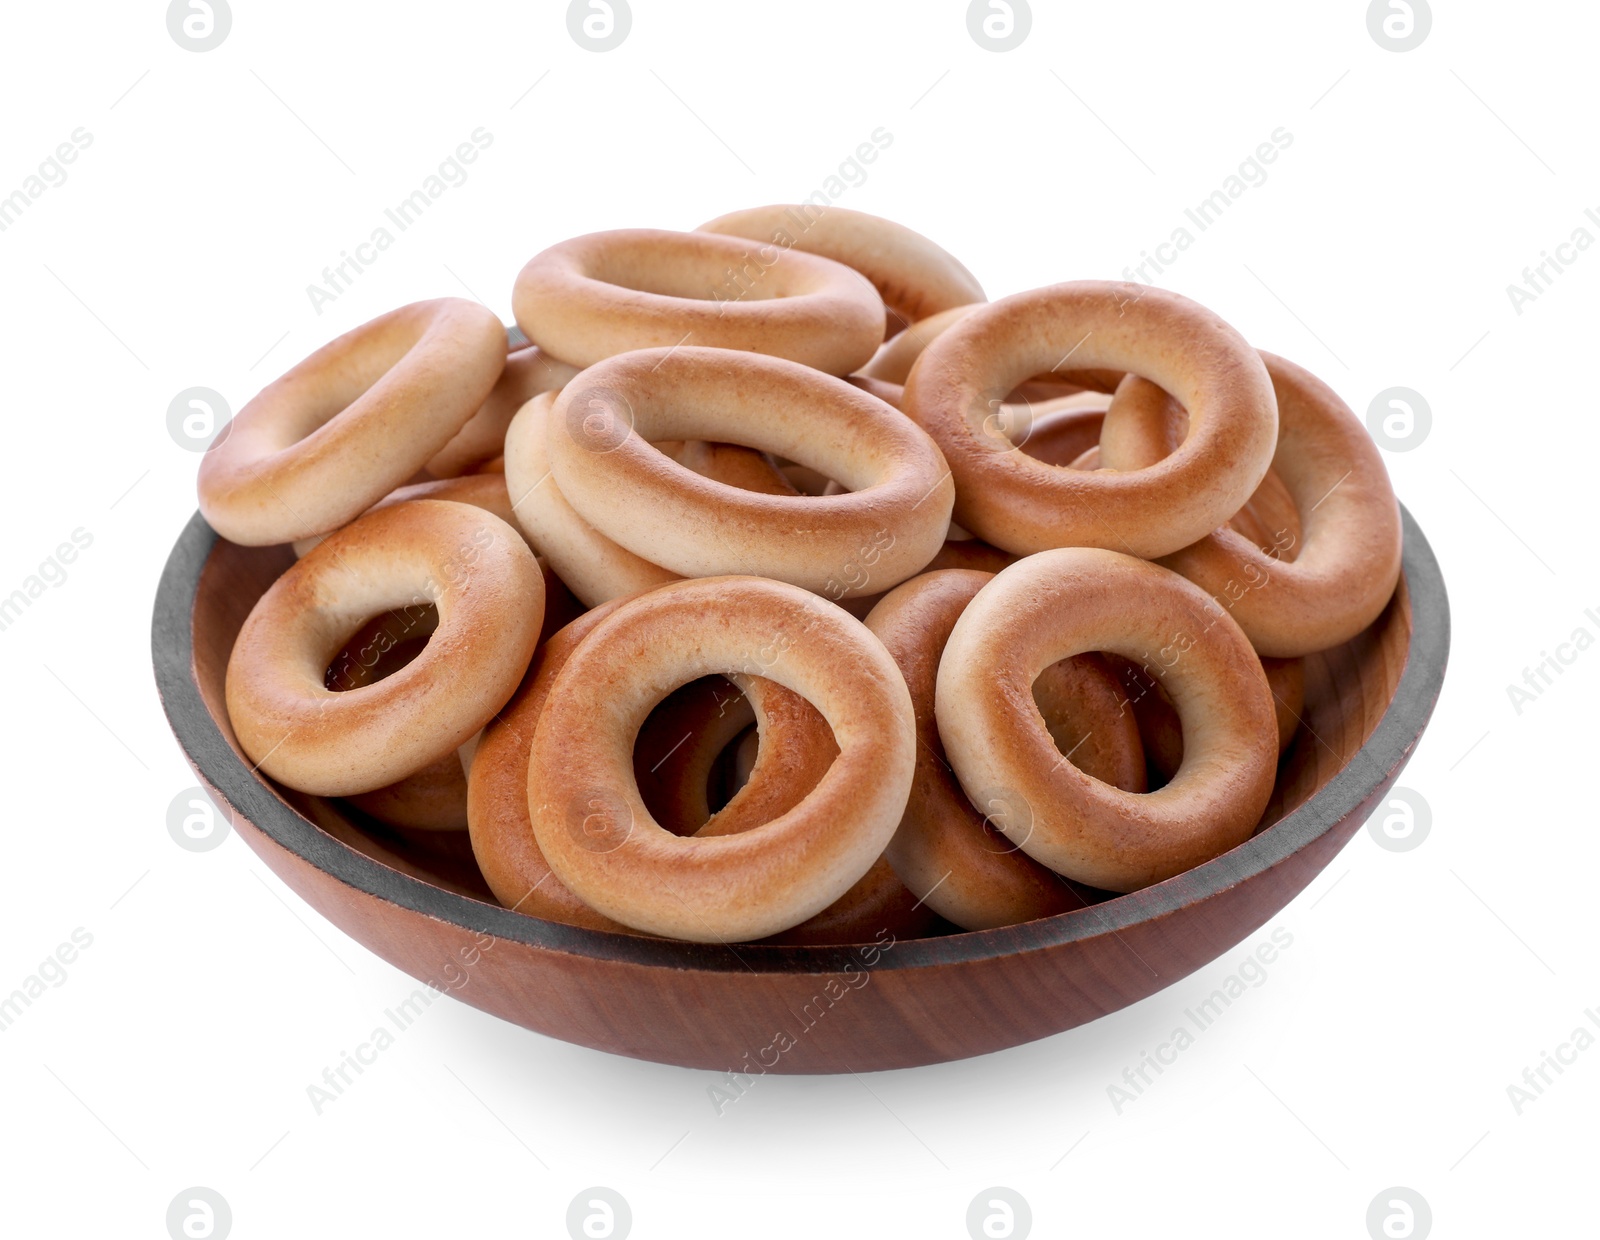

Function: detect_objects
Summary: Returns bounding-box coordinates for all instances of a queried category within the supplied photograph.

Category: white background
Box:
[0,1,1594,1236]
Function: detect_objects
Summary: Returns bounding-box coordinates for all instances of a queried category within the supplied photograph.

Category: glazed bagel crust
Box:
[527,576,917,943]
[901,282,1278,558]
[1100,351,1402,656]
[199,299,506,546]
[225,500,545,796]
[503,391,681,607]
[511,228,883,375]
[936,549,1278,892]
[697,204,986,328]
[546,347,954,599]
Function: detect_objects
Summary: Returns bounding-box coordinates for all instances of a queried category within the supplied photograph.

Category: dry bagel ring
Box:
[198,298,505,546]
[225,499,544,796]
[902,282,1278,558]
[427,344,580,479]
[470,600,923,942]
[527,576,916,942]
[503,391,681,607]
[697,204,985,329]
[546,347,954,600]
[936,548,1278,892]
[512,228,882,375]
[1099,351,1401,656]
[864,570,1142,929]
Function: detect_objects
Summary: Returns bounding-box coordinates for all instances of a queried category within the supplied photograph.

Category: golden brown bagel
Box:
[225,500,544,796]
[697,204,985,331]
[512,228,882,375]
[527,576,916,942]
[864,570,1142,929]
[198,299,505,545]
[545,347,954,600]
[472,615,927,942]
[902,282,1278,558]
[936,549,1278,892]
[1099,351,1401,656]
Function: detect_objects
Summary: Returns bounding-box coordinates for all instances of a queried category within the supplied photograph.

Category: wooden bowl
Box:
[152,507,1448,1073]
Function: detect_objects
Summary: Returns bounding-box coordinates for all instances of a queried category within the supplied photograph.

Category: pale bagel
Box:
[199,298,505,545]
[935,549,1278,891]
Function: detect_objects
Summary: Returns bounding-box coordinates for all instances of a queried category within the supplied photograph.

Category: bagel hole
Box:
[324,605,439,692]
[632,675,753,836]
[1032,652,1169,795]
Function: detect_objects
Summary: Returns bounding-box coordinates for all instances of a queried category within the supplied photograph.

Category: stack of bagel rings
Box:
[207,205,1403,944]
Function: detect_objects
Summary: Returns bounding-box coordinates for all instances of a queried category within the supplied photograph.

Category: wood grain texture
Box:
[152,506,1448,1073]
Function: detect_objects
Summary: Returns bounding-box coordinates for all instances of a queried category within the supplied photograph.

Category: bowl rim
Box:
[152,504,1448,975]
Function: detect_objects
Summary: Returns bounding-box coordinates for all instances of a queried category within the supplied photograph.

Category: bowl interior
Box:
[182,524,1420,941]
